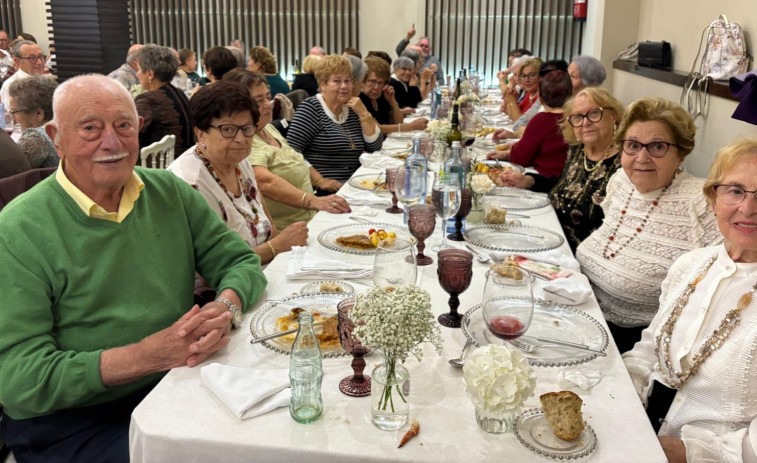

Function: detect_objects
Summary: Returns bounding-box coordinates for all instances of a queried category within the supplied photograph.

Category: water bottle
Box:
[0,103,6,132]
[406,132,428,205]
[431,86,442,120]
[444,141,466,190]
[289,311,323,423]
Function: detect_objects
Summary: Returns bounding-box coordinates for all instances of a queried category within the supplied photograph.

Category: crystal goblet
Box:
[437,249,473,327]
[337,297,371,397]
[407,204,436,266]
[448,189,473,241]
[482,268,534,342]
[373,238,417,289]
[384,167,402,214]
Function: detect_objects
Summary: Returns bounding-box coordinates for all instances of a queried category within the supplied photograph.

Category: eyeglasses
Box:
[18,55,46,63]
[209,124,256,138]
[714,184,757,206]
[518,72,537,80]
[620,139,678,158]
[365,79,387,87]
[8,108,31,115]
[568,107,607,127]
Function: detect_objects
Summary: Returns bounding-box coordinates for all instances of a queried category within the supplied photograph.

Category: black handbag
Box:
[638,41,672,69]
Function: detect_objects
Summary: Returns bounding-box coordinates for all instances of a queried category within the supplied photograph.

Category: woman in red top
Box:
[488,70,572,192]
[502,57,542,121]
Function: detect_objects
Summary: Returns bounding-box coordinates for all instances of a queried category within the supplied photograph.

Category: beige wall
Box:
[358,0,425,58]
[19,0,49,53]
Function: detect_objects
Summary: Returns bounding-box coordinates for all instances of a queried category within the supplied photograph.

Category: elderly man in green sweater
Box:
[0,74,266,462]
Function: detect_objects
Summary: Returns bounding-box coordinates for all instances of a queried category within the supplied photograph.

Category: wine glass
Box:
[437,249,473,328]
[448,189,473,241]
[384,167,402,214]
[373,238,417,289]
[430,171,461,252]
[337,297,371,397]
[407,204,436,266]
[394,166,424,224]
[459,110,478,149]
[482,268,534,342]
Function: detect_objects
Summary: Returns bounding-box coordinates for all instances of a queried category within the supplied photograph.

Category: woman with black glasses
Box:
[576,97,722,352]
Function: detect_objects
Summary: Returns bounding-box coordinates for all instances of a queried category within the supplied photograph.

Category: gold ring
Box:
[331,201,337,207]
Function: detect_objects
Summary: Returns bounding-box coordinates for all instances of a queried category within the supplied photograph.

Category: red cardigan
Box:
[509,112,568,178]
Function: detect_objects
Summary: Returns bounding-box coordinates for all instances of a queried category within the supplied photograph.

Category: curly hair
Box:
[137,44,178,83]
[248,46,278,74]
[314,54,352,86]
[189,80,259,132]
[7,75,58,122]
[703,137,757,206]
[560,87,624,144]
[364,56,391,82]
[614,97,696,159]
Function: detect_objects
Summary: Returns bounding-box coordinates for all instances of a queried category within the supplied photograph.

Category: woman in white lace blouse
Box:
[576,98,722,352]
[623,138,757,462]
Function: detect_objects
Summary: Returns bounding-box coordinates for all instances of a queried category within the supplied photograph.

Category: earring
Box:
[201,143,207,150]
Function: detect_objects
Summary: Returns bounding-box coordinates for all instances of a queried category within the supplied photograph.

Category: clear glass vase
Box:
[370,355,410,431]
[475,407,516,434]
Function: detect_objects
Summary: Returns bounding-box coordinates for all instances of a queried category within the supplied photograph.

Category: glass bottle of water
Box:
[289,311,323,423]
[444,141,466,190]
[406,132,428,205]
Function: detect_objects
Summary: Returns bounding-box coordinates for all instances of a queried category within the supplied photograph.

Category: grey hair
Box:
[137,45,178,83]
[346,55,366,83]
[225,46,246,67]
[12,40,36,57]
[8,75,58,122]
[393,56,415,71]
[400,49,421,66]
[126,47,142,64]
[571,55,606,87]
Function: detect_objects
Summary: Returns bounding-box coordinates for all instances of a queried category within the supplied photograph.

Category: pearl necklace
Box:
[602,185,668,259]
[582,143,613,173]
[655,254,757,388]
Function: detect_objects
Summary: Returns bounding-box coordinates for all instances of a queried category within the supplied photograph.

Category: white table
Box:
[129,161,666,462]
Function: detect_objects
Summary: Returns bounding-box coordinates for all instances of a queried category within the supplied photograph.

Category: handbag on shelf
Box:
[615,42,639,63]
[638,41,672,69]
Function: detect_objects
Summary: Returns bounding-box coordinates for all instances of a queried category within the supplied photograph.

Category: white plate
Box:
[464,225,563,253]
[300,280,355,296]
[317,222,410,256]
[484,188,551,210]
[348,174,389,194]
[514,408,597,460]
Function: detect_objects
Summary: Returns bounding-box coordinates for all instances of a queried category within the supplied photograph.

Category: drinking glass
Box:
[373,238,417,289]
[394,166,424,224]
[437,249,473,328]
[460,111,478,148]
[482,268,534,342]
[407,204,436,266]
[430,171,461,252]
[384,167,402,214]
[337,297,371,397]
[448,189,473,241]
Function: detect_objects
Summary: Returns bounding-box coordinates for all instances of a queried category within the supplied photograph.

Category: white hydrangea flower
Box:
[462,345,536,415]
[470,173,495,194]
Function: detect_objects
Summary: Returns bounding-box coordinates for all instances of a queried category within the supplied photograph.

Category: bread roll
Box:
[539,391,585,441]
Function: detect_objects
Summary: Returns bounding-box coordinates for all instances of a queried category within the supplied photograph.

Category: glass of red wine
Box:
[482,268,534,342]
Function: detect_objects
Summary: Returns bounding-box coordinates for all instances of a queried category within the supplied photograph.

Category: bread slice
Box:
[539,391,585,441]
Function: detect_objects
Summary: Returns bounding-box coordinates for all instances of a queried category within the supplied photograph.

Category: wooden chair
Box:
[138,134,176,168]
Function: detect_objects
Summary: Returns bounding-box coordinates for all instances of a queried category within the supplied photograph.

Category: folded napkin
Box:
[557,368,604,390]
[537,273,593,305]
[359,152,404,169]
[491,248,581,271]
[201,363,291,420]
[287,246,372,280]
[341,189,391,207]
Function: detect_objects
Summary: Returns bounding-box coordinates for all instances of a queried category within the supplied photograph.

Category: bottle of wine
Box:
[444,141,466,190]
[446,103,462,147]
[293,59,301,75]
[289,311,323,423]
[406,132,428,205]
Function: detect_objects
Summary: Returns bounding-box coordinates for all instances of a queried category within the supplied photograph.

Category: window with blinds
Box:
[0,0,21,39]
[129,0,360,80]
[426,0,584,85]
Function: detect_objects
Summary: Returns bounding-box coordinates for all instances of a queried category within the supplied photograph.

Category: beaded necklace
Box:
[194,150,260,227]
[655,254,757,388]
[602,184,668,259]
[582,143,613,173]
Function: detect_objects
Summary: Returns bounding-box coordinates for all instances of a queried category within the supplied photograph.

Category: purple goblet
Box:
[448,189,473,241]
[337,297,371,397]
[385,167,402,214]
[408,204,436,266]
[437,249,473,327]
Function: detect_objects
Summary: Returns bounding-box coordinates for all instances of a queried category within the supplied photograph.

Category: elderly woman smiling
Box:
[576,97,722,353]
[286,54,382,186]
[623,138,757,463]
[169,81,308,265]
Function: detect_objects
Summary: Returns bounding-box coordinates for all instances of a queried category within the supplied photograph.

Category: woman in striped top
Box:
[286,54,383,188]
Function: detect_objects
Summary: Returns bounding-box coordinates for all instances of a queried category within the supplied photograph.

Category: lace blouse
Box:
[575,170,722,327]
[624,246,757,462]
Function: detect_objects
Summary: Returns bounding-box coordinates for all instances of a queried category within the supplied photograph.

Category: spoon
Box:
[448,339,473,367]
[465,244,490,264]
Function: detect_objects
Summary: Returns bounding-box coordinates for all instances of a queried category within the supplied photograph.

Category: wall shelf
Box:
[612,60,738,102]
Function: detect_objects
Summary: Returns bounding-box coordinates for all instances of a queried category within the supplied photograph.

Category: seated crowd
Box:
[0,28,755,463]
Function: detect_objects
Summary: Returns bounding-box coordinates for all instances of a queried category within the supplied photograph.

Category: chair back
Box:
[285,89,309,110]
[139,134,176,169]
[0,167,56,212]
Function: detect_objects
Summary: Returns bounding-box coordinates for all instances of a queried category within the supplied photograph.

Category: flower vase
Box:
[467,193,485,224]
[371,355,410,431]
[475,407,517,434]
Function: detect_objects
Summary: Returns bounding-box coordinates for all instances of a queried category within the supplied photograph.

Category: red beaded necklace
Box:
[602,184,668,260]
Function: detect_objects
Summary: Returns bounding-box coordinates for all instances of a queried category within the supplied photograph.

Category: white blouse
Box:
[168,146,273,248]
[624,245,757,462]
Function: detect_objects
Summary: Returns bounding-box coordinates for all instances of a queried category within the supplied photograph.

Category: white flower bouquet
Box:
[463,344,536,416]
[456,92,480,105]
[426,119,451,143]
[470,173,495,195]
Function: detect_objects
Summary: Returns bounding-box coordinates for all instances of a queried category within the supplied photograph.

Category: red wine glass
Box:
[437,249,473,327]
[448,189,473,241]
[482,268,534,342]
[337,297,371,397]
[384,167,402,214]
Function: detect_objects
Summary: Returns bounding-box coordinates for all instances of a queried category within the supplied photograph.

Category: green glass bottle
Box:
[447,103,463,147]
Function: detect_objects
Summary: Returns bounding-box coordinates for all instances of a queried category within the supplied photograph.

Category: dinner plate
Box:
[300,280,355,296]
[348,174,389,194]
[460,300,608,367]
[514,408,597,460]
[484,188,551,210]
[317,222,411,256]
[480,106,501,116]
[464,225,564,253]
[380,148,411,161]
[249,293,351,358]
[471,158,525,174]
[387,131,416,140]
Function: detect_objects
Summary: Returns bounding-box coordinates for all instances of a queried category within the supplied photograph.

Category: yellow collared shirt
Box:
[55,162,144,222]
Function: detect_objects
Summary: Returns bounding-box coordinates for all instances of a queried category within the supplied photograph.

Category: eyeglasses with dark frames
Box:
[620,139,679,158]
[8,108,32,116]
[17,55,46,63]
[713,184,757,206]
[568,107,607,127]
[518,72,537,80]
[209,124,257,138]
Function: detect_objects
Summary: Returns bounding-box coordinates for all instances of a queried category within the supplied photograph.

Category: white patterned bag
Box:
[698,15,750,80]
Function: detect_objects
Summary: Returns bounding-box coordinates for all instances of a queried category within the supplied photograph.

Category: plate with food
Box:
[348,174,389,193]
[249,293,351,357]
[317,222,410,256]
[300,280,355,296]
[380,148,411,161]
[387,131,416,140]
[464,225,563,253]
[514,399,597,460]
[460,300,608,367]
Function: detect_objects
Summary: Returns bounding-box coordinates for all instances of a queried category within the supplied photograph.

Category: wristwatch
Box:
[215,297,242,328]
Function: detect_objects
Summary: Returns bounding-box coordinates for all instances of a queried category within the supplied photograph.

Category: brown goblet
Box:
[448,189,473,241]
[385,167,402,214]
[407,204,436,266]
[337,297,371,397]
[437,249,473,327]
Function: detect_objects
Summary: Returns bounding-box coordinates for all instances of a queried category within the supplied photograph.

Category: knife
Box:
[523,336,607,356]
[250,321,325,344]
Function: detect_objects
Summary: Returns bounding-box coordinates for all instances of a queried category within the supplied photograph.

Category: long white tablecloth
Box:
[129,159,666,462]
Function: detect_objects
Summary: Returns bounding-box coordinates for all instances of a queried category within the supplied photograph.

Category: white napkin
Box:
[557,368,604,390]
[537,273,593,305]
[201,363,291,420]
[341,189,391,207]
[359,152,404,169]
[491,248,581,271]
[287,246,372,280]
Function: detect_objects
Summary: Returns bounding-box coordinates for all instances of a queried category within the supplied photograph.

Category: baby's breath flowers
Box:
[426,119,451,143]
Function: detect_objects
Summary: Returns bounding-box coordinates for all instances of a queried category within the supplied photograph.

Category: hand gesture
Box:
[382,84,397,104]
[313,194,351,213]
[407,118,429,131]
[272,221,309,252]
[409,74,419,87]
[421,67,435,81]
[406,23,417,41]
[346,96,370,120]
[498,171,532,189]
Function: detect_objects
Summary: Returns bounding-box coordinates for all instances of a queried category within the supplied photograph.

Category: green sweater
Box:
[0,167,266,419]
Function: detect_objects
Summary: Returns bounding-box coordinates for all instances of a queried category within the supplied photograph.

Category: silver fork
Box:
[509,338,606,356]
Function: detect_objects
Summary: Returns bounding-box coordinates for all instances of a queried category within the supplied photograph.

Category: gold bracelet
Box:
[300,191,308,208]
[360,115,373,123]
[266,241,276,257]
[398,123,402,132]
